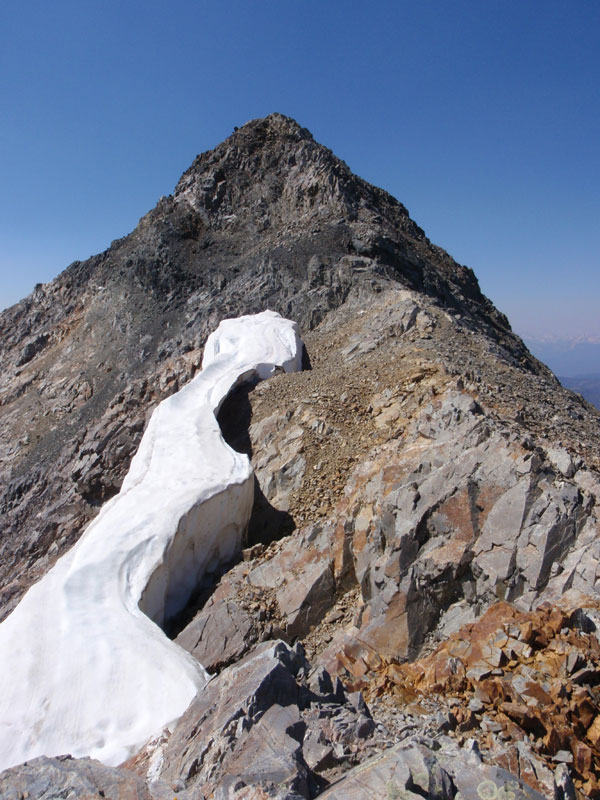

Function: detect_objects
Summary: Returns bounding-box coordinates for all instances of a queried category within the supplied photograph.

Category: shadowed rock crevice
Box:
[247,476,296,546]
[164,555,237,639]
[166,378,297,640]
[217,378,297,546]
[217,379,257,457]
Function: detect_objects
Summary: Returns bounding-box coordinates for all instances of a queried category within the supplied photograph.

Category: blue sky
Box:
[1,1,598,341]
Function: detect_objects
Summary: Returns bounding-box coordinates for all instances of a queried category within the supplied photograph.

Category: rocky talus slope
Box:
[1,114,600,799]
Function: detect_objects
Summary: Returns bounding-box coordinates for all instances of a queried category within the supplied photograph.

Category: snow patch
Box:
[0,311,303,771]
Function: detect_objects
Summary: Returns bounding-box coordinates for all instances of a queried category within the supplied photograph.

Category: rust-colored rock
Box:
[332,601,600,794]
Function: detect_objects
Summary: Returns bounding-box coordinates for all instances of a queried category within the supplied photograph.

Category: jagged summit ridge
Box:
[173,113,415,236]
[4,113,498,330]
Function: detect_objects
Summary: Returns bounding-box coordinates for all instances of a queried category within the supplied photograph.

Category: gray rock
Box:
[275,559,335,639]
[302,727,336,773]
[547,447,576,479]
[0,754,172,800]
[307,665,335,696]
[153,640,378,798]
[157,640,309,797]
[451,761,547,800]
[177,522,343,670]
[316,744,454,799]
[175,581,258,669]
[211,704,309,800]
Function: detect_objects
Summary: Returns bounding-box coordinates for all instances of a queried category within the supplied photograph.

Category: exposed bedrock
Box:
[0,311,303,772]
[158,299,600,800]
[178,386,598,672]
[124,638,557,800]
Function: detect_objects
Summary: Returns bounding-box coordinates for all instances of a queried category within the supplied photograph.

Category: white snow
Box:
[0,311,303,771]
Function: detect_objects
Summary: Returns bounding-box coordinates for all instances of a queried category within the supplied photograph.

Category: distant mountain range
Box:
[523,336,600,376]
[558,374,600,410]
[523,337,600,410]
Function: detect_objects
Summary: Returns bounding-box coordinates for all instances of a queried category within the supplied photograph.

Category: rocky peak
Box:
[0,108,551,623]
[2,116,599,798]
[0,117,569,619]
[174,112,386,225]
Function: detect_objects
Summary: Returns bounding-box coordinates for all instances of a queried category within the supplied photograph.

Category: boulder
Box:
[139,640,381,798]
[0,754,172,800]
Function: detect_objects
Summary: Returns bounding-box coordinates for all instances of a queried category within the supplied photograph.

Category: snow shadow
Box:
[217,380,296,545]
[165,379,296,639]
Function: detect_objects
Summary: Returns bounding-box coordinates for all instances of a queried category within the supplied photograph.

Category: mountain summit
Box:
[1,115,600,797]
[0,113,526,617]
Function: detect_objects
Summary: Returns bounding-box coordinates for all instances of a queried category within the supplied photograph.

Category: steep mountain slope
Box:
[0,113,534,620]
[1,114,600,798]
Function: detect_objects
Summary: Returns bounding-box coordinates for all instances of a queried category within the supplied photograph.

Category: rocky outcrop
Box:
[169,286,600,798]
[0,639,574,799]
[126,639,566,800]
[176,290,600,672]
[0,755,173,800]
[126,639,376,798]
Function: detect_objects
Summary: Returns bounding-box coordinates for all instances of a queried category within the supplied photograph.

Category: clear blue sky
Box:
[1,0,598,340]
